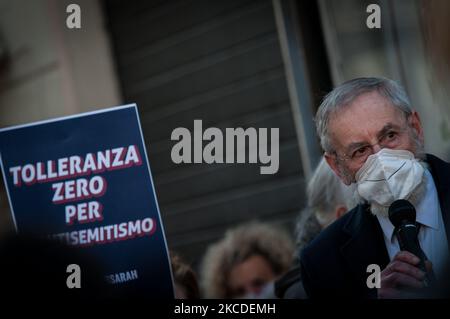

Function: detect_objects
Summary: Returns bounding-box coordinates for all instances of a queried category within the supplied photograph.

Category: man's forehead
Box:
[328,93,406,147]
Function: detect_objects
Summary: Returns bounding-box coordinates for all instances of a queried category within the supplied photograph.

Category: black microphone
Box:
[388,199,432,287]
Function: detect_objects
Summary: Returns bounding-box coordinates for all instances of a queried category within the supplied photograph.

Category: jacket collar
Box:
[340,203,390,297]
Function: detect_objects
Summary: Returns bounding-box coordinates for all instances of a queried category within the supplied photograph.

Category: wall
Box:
[0,0,121,235]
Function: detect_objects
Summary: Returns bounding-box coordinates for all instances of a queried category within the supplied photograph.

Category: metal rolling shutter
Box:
[104,0,306,265]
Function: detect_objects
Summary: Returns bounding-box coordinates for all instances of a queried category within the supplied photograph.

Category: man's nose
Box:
[372,144,382,153]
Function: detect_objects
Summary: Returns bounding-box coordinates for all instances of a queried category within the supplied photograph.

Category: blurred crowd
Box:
[171,157,354,299]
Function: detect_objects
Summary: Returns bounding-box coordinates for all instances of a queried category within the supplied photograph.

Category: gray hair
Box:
[294,158,355,261]
[315,77,413,153]
[306,157,354,227]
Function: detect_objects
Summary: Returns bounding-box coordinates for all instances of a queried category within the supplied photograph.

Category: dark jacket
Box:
[300,154,450,299]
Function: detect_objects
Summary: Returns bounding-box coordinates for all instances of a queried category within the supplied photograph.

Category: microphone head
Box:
[388,199,416,228]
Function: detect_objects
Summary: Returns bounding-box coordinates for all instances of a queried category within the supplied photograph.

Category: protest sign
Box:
[0,104,174,298]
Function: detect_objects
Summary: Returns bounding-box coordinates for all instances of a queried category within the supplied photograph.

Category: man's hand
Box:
[378,251,432,299]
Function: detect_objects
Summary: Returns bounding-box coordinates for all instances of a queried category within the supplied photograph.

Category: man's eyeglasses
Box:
[333,128,408,166]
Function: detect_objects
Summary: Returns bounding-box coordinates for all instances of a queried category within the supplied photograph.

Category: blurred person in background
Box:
[295,157,355,256]
[170,252,200,299]
[275,157,354,298]
[200,221,293,298]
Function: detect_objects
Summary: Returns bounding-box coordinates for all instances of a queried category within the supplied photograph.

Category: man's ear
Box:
[409,111,424,144]
[335,205,348,220]
[324,152,351,185]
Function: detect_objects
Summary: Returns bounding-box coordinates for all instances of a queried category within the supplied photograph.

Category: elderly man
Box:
[300,77,450,299]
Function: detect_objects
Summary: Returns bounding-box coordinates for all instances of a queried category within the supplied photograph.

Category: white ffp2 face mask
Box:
[355,148,425,206]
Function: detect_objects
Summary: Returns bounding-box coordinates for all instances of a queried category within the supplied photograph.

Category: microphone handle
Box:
[396,224,433,286]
